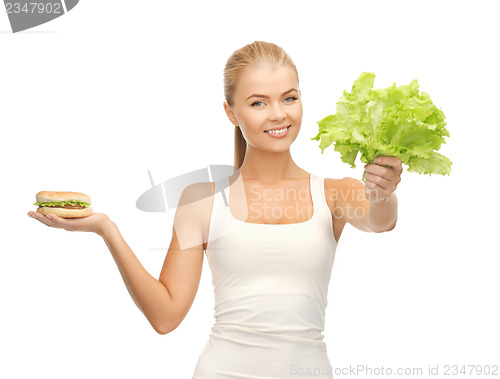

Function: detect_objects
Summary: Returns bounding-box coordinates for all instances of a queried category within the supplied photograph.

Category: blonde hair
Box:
[223,41,299,171]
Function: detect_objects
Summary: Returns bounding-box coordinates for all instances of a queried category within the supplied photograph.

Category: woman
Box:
[27,41,402,378]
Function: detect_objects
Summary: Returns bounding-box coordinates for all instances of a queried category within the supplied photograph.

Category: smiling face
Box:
[224,64,303,152]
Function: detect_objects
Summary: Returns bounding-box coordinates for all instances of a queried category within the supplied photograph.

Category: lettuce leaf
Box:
[34,200,90,207]
[311,72,452,176]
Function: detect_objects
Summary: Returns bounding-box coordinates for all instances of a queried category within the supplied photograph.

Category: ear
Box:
[223,101,238,127]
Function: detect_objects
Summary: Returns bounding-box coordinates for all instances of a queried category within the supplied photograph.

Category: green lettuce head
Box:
[311,72,452,177]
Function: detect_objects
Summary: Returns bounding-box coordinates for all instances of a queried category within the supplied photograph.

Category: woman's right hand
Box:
[27,211,112,238]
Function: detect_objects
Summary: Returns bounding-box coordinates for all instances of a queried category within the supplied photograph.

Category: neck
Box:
[237,145,302,184]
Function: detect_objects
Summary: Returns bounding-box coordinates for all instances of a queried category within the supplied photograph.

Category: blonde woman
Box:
[27,41,403,378]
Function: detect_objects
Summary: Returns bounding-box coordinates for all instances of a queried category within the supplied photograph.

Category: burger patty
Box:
[42,204,87,209]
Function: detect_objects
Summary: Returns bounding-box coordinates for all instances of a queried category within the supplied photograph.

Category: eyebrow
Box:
[246,88,298,101]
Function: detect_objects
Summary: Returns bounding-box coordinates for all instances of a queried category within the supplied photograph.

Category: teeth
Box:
[267,126,288,134]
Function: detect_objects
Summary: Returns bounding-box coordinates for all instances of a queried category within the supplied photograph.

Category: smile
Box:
[264,125,291,138]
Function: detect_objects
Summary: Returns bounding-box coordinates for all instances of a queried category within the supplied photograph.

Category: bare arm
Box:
[27,182,212,335]
[105,182,212,333]
[157,182,214,332]
[337,156,402,233]
[100,220,177,334]
[367,192,398,232]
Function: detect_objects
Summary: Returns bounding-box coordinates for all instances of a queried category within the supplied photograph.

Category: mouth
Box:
[264,125,291,134]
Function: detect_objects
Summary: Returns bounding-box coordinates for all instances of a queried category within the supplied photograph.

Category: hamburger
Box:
[34,191,93,218]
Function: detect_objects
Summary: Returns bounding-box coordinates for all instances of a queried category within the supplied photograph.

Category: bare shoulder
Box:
[178,180,215,222]
[323,178,339,211]
[177,181,215,251]
[178,181,215,205]
[324,176,361,203]
[325,176,364,195]
[323,177,359,242]
[324,176,365,215]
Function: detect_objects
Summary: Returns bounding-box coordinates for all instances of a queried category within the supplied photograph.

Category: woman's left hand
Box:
[364,156,403,203]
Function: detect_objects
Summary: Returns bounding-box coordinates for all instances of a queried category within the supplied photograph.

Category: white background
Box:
[1,0,499,378]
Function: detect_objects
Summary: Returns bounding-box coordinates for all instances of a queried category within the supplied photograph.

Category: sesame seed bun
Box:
[36,191,91,204]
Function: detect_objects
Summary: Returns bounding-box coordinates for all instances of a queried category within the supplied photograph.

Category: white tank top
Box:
[193,172,338,379]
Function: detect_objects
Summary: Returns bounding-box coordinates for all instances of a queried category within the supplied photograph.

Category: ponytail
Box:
[234,126,246,171]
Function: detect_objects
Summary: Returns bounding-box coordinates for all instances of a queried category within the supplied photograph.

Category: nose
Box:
[269,102,287,122]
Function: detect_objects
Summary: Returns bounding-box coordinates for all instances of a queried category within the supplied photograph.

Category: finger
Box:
[375,156,403,169]
[365,180,391,201]
[29,212,60,228]
[364,172,396,191]
[37,212,65,224]
[365,186,389,203]
[365,163,400,182]
[46,213,65,223]
[44,213,80,230]
[48,213,93,232]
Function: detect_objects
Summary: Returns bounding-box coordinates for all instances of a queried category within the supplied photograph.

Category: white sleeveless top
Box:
[193,173,338,379]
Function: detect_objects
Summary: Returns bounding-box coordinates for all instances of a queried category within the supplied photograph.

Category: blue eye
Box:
[251,97,298,107]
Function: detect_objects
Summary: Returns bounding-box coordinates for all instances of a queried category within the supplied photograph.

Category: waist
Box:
[213,292,327,341]
[211,323,327,348]
[195,323,333,378]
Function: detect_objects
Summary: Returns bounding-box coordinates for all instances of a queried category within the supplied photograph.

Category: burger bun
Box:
[37,206,94,218]
[36,191,91,204]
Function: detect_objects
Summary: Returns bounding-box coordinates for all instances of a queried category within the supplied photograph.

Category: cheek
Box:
[235,119,260,139]
[242,111,267,129]
[290,105,303,123]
